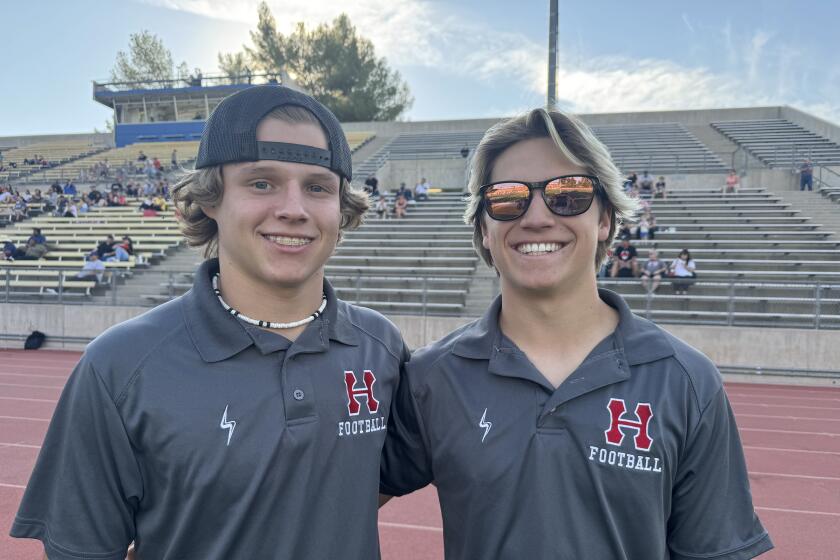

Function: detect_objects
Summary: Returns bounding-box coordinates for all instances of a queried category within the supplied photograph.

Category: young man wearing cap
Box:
[11,85,406,559]
[380,109,772,559]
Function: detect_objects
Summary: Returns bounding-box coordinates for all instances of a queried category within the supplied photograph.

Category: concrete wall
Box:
[2,302,838,373]
[578,106,782,127]
[379,158,469,191]
[0,132,112,149]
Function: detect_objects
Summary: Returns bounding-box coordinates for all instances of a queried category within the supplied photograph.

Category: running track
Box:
[1,350,838,559]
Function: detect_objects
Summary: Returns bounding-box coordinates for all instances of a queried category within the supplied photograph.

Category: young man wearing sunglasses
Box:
[380,109,772,559]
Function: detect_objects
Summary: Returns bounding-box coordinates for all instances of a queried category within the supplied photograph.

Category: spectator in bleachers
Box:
[638,170,654,197]
[137,150,148,162]
[724,169,739,195]
[161,179,171,199]
[617,221,632,240]
[96,235,117,260]
[654,175,667,199]
[151,195,168,211]
[63,180,77,196]
[153,157,162,173]
[126,182,139,197]
[798,158,813,191]
[668,249,697,295]
[375,195,388,219]
[0,185,11,203]
[610,239,639,278]
[394,193,408,218]
[143,180,155,196]
[12,196,28,222]
[50,180,62,195]
[636,214,651,240]
[171,149,178,168]
[87,185,103,206]
[105,236,133,262]
[13,238,49,260]
[414,177,430,201]
[3,240,15,261]
[29,228,47,246]
[76,252,106,283]
[65,199,79,219]
[624,171,638,192]
[395,182,413,203]
[363,175,379,195]
[54,195,68,217]
[640,250,668,293]
[31,189,43,204]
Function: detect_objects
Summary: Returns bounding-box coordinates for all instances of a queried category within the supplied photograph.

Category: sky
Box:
[2,0,839,136]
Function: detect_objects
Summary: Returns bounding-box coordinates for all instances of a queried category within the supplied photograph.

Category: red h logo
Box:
[344,370,379,416]
[604,398,653,451]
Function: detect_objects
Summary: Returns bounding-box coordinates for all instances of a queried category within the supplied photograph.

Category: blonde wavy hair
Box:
[464,108,639,271]
[172,106,369,258]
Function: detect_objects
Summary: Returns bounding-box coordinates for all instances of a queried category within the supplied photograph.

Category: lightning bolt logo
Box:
[220,405,236,446]
[479,408,492,443]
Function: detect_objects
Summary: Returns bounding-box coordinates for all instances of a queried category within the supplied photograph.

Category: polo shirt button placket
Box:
[282,353,317,423]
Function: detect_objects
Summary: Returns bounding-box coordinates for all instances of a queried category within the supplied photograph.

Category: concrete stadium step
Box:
[637,239,840,249]
[652,230,834,240]
[328,255,479,267]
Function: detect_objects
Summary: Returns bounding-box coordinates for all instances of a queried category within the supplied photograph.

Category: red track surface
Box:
[1,349,838,559]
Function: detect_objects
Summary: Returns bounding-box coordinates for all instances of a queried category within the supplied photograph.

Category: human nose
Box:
[273,184,308,222]
[518,188,554,228]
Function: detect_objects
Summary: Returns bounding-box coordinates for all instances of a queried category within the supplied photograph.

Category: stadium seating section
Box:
[711,119,840,167]
[2,114,839,331]
[590,123,727,173]
[0,141,107,182]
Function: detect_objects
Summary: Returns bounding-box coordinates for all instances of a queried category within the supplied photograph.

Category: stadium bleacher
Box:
[590,122,727,173]
[0,140,107,182]
[711,118,840,167]
[354,131,484,180]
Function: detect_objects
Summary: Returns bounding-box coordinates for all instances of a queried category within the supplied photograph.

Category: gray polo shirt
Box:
[381,289,772,560]
[12,258,406,559]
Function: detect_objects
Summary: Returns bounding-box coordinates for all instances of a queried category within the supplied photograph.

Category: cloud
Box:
[138,0,840,125]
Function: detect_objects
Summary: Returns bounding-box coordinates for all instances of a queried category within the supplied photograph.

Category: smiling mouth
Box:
[262,234,313,247]
[514,242,568,255]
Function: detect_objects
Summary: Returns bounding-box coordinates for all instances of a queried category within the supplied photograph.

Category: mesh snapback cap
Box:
[195,85,352,181]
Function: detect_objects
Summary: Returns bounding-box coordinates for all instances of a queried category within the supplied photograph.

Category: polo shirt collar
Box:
[451,288,674,368]
[182,259,358,363]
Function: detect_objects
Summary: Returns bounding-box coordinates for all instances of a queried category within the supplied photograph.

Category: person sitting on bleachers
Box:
[363,175,379,196]
[375,195,388,219]
[3,241,16,261]
[64,199,79,218]
[414,177,430,201]
[87,186,103,207]
[617,222,633,240]
[640,250,668,293]
[12,196,28,222]
[96,235,118,261]
[28,228,47,246]
[76,252,106,283]
[31,189,43,204]
[724,169,739,195]
[394,193,408,219]
[668,249,697,295]
[137,150,148,162]
[151,195,167,211]
[395,182,413,203]
[54,195,68,217]
[105,236,133,262]
[623,171,638,192]
[13,238,49,260]
[63,180,77,196]
[610,238,639,278]
[654,175,667,199]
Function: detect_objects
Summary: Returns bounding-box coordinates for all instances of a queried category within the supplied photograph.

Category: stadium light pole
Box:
[547,0,558,110]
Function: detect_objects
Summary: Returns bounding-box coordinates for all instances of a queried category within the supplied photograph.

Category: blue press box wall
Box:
[115,121,205,147]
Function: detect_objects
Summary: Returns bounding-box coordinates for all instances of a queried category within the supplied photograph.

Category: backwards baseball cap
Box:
[195,85,352,181]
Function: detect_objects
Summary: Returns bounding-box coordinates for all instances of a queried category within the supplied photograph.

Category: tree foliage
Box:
[219,4,412,121]
[110,30,195,87]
